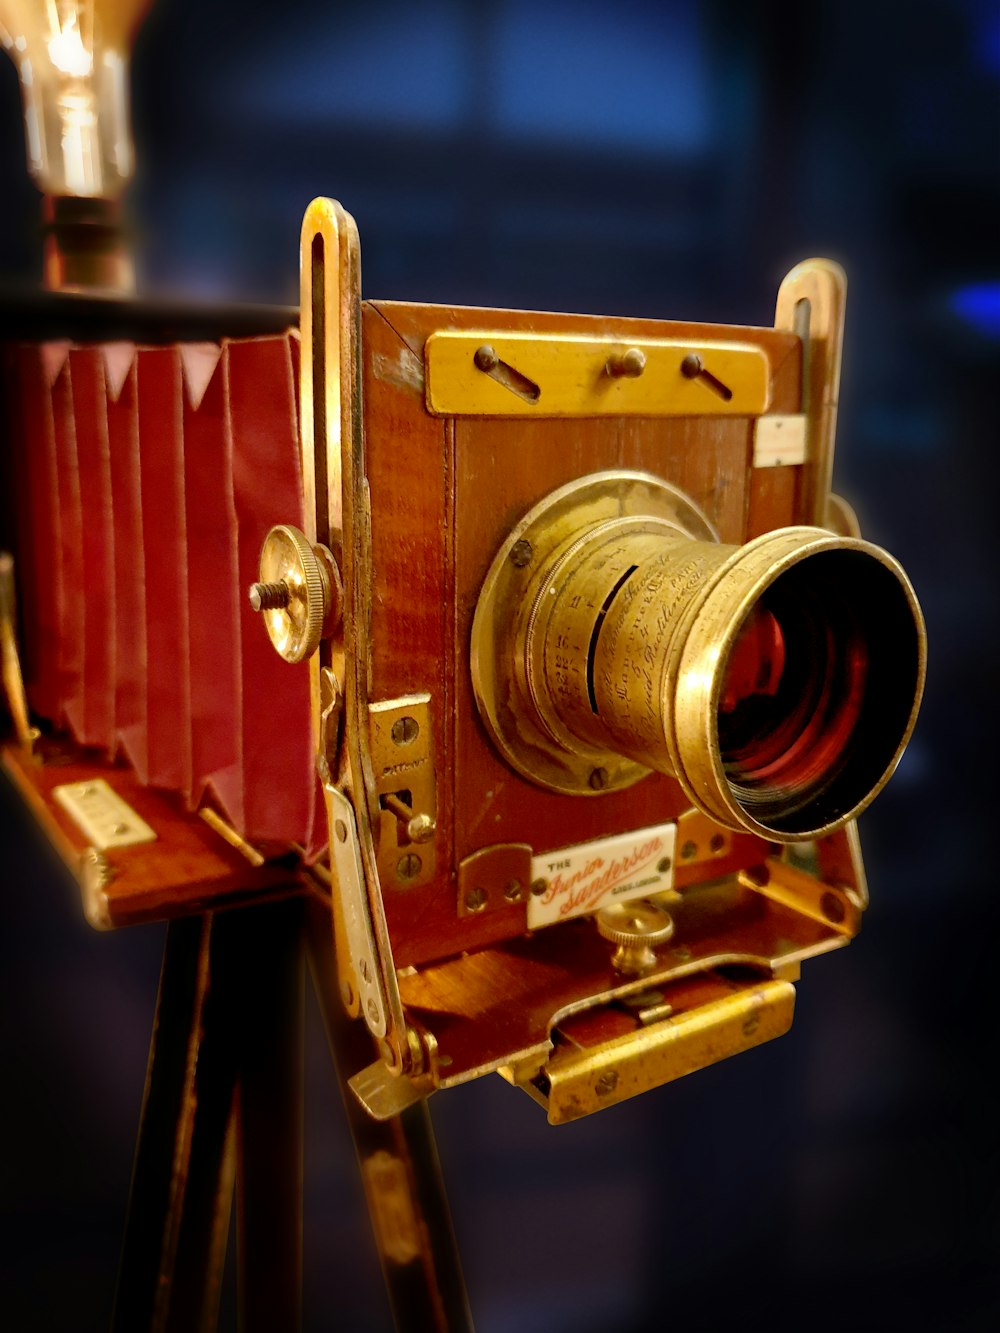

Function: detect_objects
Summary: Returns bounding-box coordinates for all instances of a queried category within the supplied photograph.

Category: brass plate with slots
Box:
[424,332,771,417]
[369,695,437,891]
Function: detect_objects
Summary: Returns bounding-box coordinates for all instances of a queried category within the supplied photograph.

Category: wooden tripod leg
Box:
[112,912,240,1333]
[234,896,304,1333]
[113,896,305,1333]
[304,895,475,1333]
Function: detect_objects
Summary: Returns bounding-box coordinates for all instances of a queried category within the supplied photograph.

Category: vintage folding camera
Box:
[1,193,926,1127]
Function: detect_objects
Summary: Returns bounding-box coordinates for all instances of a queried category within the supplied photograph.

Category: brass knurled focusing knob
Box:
[596,900,675,974]
[249,524,341,664]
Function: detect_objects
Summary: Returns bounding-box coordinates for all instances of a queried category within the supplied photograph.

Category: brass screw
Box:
[391,716,419,746]
[504,880,523,903]
[594,1071,619,1097]
[680,353,703,378]
[248,579,290,612]
[397,853,422,881]
[657,856,672,874]
[510,539,533,568]
[465,887,488,913]
[681,840,697,859]
[710,833,726,853]
[589,767,609,790]
[606,347,646,378]
[530,878,548,897]
[334,819,347,843]
[474,344,499,372]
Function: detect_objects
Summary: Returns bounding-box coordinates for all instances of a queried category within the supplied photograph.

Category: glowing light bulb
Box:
[0,0,151,198]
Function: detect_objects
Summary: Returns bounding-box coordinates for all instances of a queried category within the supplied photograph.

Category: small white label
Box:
[528,822,676,929]
[53,779,156,850]
[753,414,808,468]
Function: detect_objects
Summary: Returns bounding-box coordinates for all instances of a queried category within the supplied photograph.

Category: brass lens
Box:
[472,472,926,841]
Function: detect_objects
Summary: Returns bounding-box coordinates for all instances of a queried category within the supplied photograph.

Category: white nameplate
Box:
[53,779,156,850]
[528,822,677,929]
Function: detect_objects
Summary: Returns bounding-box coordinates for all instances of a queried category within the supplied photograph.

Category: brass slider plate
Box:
[425,332,771,417]
[541,978,795,1124]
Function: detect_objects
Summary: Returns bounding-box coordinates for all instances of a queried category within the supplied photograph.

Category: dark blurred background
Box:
[1,0,998,1329]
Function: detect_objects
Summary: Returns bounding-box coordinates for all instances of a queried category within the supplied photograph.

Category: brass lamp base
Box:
[41,195,135,295]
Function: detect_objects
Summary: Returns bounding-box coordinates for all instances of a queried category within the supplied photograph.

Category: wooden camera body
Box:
[0,199,926,1125]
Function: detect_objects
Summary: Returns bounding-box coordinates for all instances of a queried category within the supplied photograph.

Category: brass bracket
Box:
[326,784,389,1039]
[739,855,861,938]
[774,259,847,526]
[425,332,771,417]
[348,1060,435,1123]
[673,807,734,867]
[369,695,438,892]
[457,843,532,919]
[300,199,412,1071]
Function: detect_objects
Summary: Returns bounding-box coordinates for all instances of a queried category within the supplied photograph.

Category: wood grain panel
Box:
[364,302,804,968]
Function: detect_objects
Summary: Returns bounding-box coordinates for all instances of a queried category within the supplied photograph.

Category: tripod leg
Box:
[304,895,475,1333]
[234,895,304,1333]
[112,913,240,1333]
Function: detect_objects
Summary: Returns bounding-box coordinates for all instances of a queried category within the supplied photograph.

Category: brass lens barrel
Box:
[473,473,926,841]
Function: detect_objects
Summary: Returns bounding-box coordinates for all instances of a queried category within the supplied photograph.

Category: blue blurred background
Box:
[1,0,999,1328]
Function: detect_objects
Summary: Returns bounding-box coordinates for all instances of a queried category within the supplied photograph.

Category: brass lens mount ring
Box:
[470,471,719,796]
[472,470,926,840]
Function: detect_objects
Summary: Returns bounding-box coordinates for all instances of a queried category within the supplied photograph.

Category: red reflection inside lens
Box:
[719,596,869,809]
[720,607,785,715]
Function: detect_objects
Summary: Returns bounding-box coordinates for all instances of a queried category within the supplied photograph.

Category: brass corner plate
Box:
[425,331,771,417]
